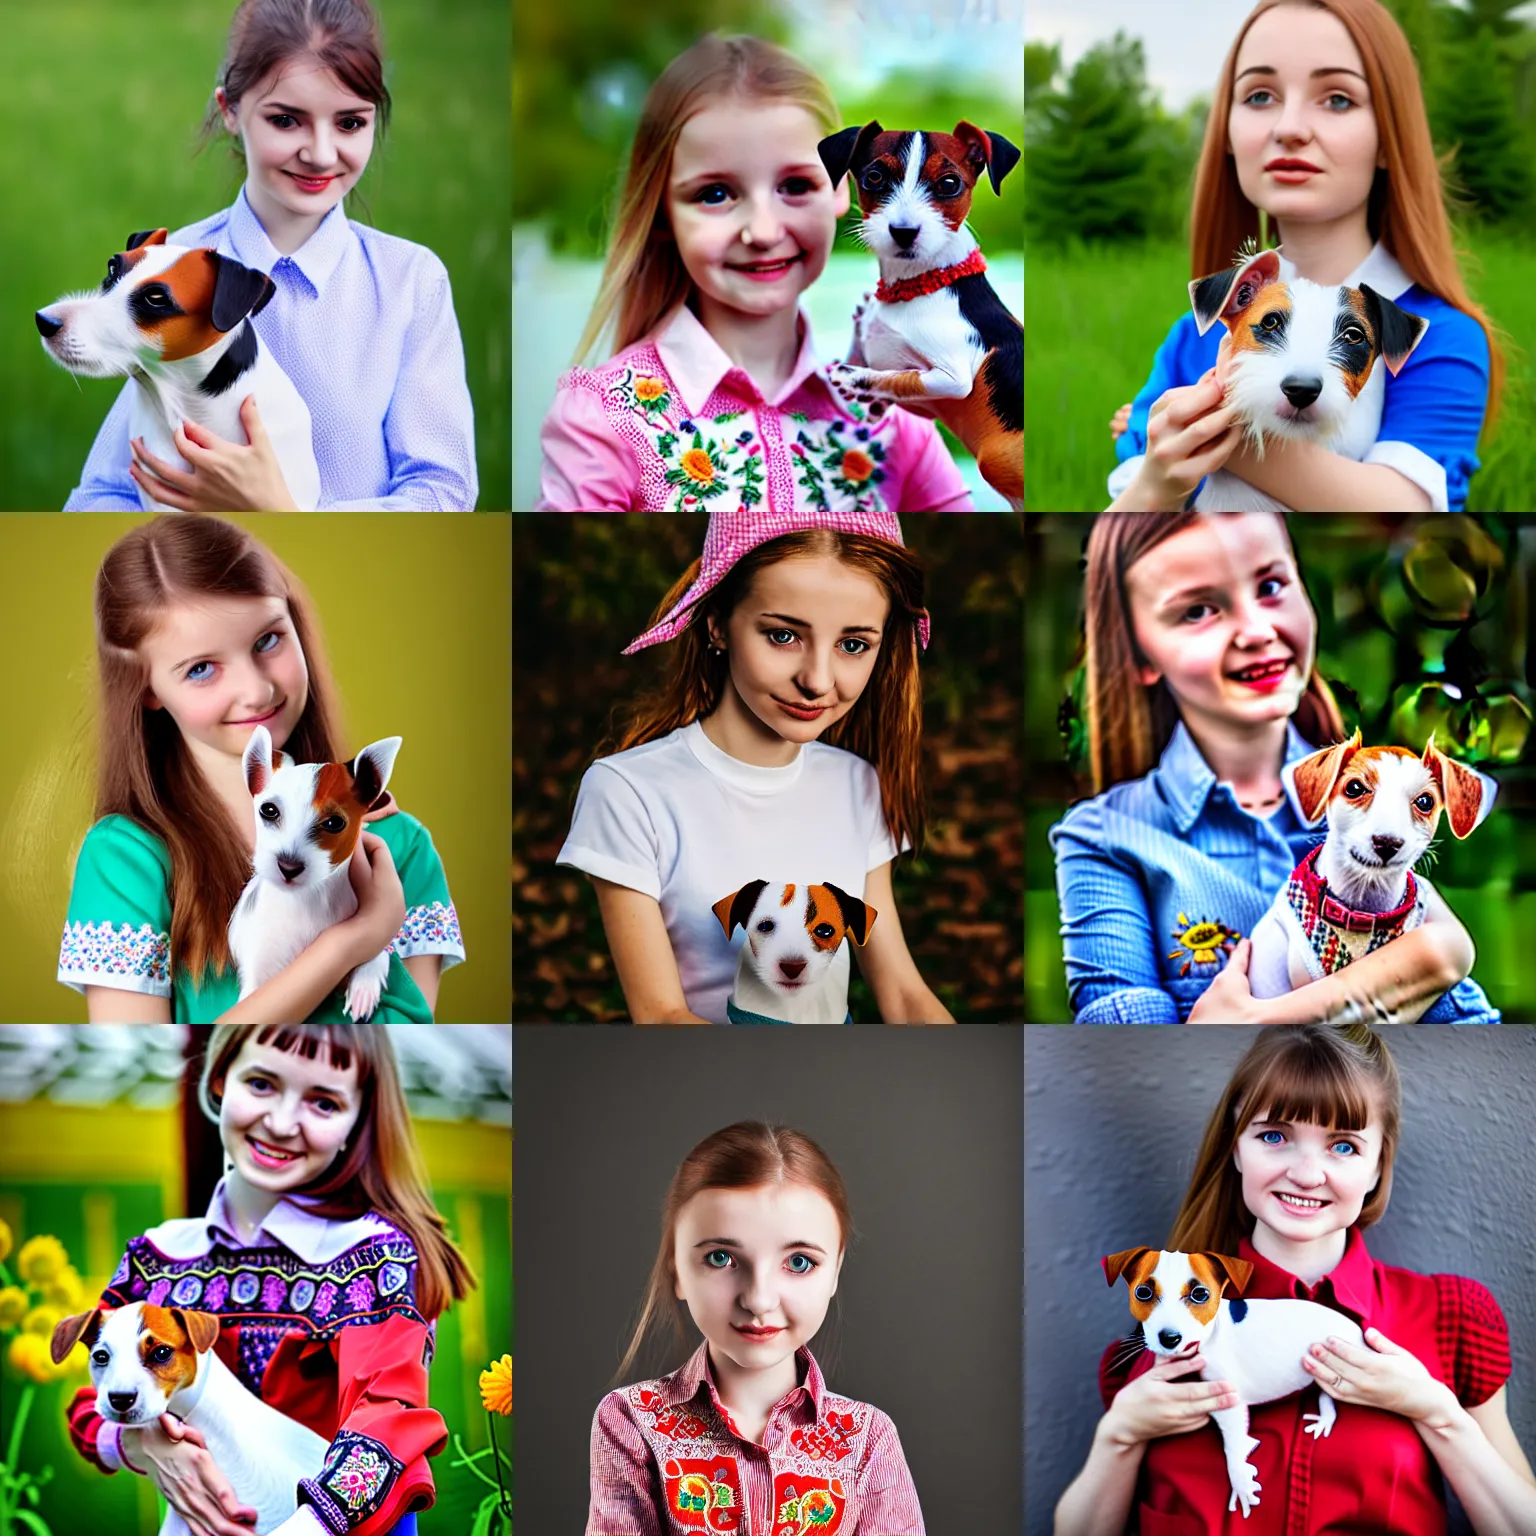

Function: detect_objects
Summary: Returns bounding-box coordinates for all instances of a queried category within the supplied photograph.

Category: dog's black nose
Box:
[1371,833,1404,862]
[780,958,807,980]
[277,856,305,883]
[889,225,919,252]
[36,311,63,338]
[1281,375,1322,410]
[107,1390,137,1413]
[1157,1329,1183,1351]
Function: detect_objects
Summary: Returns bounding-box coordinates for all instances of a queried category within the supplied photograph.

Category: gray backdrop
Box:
[1024,1026,1536,1536]
[515,1027,1023,1535]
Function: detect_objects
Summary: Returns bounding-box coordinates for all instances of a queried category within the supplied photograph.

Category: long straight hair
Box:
[93,516,347,983]
[598,528,929,856]
[615,1122,852,1385]
[1190,0,1505,430]
[200,1023,476,1319]
[1167,1023,1401,1258]
[1083,510,1345,794]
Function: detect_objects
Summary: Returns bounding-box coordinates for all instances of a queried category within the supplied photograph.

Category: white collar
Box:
[1277,242,1413,302]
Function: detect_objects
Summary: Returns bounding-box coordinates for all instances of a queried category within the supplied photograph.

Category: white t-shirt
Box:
[557,720,902,1023]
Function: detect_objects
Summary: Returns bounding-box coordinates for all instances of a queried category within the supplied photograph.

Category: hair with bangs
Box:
[614,1121,852,1385]
[200,1023,476,1319]
[1083,510,1344,794]
[1167,1023,1401,1257]
[596,529,929,856]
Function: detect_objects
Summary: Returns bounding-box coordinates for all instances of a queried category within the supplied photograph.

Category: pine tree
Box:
[1435,25,1532,221]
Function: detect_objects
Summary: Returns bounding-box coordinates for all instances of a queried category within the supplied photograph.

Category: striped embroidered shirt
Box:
[63,183,477,511]
[588,1343,924,1535]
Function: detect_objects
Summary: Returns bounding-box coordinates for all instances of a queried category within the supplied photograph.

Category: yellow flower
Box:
[44,1266,86,1311]
[0,1216,12,1264]
[479,1354,511,1417]
[8,1330,55,1384]
[18,1235,69,1287]
[0,1285,28,1329]
[680,449,715,486]
[25,1304,63,1340]
[634,377,665,403]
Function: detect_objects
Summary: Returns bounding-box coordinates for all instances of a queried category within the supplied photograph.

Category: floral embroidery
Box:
[387,901,463,958]
[789,1409,861,1462]
[632,1386,710,1440]
[662,1457,743,1532]
[1167,912,1241,977]
[346,1274,376,1313]
[232,1271,261,1306]
[772,1474,846,1535]
[59,920,170,986]
[261,1274,288,1312]
[301,1429,405,1529]
[204,1274,229,1311]
[171,1275,204,1306]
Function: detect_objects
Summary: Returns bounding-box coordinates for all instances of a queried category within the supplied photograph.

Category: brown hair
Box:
[93,514,346,984]
[572,34,839,368]
[598,529,928,856]
[1167,1023,1401,1257]
[197,0,392,218]
[615,1121,851,1384]
[1190,0,1505,430]
[1083,510,1345,794]
[200,1024,476,1319]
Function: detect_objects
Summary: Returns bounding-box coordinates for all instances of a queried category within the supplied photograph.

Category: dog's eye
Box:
[1414,792,1435,813]
[1133,1283,1154,1302]
[813,923,836,939]
[92,1348,110,1364]
[1343,779,1367,799]
[1259,311,1283,332]
[1340,324,1366,345]
[148,1344,173,1365]
[321,815,346,834]
[935,174,962,196]
[859,166,887,192]
[259,802,280,822]
[755,918,775,934]
[103,255,123,288]
[1189,1285,1211,1304]
[141,288,171,307]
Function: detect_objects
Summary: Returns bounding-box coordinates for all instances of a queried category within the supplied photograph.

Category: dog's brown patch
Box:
[780,884,796,907]
[312,762,371,867]
[145,249,226,361]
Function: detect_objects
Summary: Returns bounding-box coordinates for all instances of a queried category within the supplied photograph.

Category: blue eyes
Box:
[787,1254,815,1274]
[706,1250,732,1268]
[186,630,282,683]
[765,628,871,656]
[703,1250,819,1274]
[246,1075,339,1113]
[693,177,816,205]
[1241,88,1356,112]
[1258,1129,1358,1156]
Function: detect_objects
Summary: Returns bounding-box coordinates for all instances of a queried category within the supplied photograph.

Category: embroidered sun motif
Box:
[1168,912,1241,977]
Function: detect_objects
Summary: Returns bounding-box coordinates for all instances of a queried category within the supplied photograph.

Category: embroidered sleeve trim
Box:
[299,1430,406,1531]
[386,901,465,966]
[58,920,172,994]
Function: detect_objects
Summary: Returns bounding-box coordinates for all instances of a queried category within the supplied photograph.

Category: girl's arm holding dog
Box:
[854,859,954,1024]
[1107,372,1241,513]
[591,875,712,1024]
[1220,434,1433,514]
[133,1414,261,1536]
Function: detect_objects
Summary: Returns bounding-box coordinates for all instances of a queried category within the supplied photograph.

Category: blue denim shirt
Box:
[1049,721,1500,1024]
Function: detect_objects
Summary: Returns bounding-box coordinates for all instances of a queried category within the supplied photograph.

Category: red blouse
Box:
[1098,1229,1511,1536]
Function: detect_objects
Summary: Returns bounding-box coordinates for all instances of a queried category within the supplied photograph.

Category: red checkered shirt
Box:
[588,1343,925,1535]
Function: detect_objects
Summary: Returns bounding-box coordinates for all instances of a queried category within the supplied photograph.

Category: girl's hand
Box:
[129,396,299,511]
[1186,939,1275,1024]
[1303,1327,1460,1424]
[1126,370,1240,510]
[362,790,401,823]
[1109,402,1133,441]
[134,1413,259,1536]
[336,831,406,966]
[1104,1352,1239,1446]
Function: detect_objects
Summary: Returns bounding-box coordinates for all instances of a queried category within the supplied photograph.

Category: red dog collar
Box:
[1288,844,1418,936]
[875,248,987,304]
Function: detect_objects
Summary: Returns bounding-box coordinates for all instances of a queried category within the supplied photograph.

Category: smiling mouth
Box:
[1228,659,1291,683]
[729,254,803,272]
[248,1136,302,1163]
[229,702,283,726]
[1275,1191,1328,1210]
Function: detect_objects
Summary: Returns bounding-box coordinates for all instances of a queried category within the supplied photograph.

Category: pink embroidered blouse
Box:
[537,302,974,512]
[588,1343,925,1535]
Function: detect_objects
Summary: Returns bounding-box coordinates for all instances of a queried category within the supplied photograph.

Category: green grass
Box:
[2,0,509,509]
[1025,231,1536,513]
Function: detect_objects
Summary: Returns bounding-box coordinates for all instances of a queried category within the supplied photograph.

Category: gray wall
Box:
[515,1027,1023,1536]
[1024,1026,1536,1536]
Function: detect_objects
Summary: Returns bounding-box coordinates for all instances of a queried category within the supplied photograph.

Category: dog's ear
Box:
[1291,729,1362,824]
[712,880,768,939]
[1199,1251,1254,1297]
[243,723,277,798]
[170,1307,220,1355]
[1423,734,1492,839]
[818,121,883,188]
[351,736,403,809]
[1189,248,1282,337]
[1359,284,1428,377]
[952,121,1020,194]
[210,252,277,332]
[51,1307,106,1366]
[817,882,876,946]
[1102,1247,1155,1287]
[126,229,168,252]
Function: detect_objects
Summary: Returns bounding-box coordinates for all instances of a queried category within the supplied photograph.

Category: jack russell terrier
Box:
[817,120,1022,509]
[36,229,321,511]
[229,725,402,1021]
[1105,1247,1365,1519]
[1247,730,1492,1001]
[712,879,875,1024]
[51,1301,327,1535]
[1189,246,1428,513]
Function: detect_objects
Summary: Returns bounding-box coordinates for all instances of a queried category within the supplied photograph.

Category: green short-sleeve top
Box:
[58,812,465,1023]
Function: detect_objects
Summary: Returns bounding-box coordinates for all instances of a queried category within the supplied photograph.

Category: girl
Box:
[66,0,476,511]
[58,515,465,1022]
[556,507,954,1024]
[62,1023,477,1536]
[535,32,973,512]
[1049,509,1498,1023]
[1106,0,1503,515]
[1054,1023,1534,1535]
[589,1120,925,1535]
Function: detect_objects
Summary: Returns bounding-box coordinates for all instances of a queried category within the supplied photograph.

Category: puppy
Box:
[712,880,875,1024]
[228,725,402,1020]
[1189,247,1428,512]
[1248,730,1491,999]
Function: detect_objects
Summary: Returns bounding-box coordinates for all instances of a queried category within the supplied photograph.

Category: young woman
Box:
[58,515,464,1022]
[66,0,476,511]
[535,32,972,511]
[556,508,954,1024]
[588,1120,924,1534]
[62,1023,476,1536]
[1050,510,1498,1023]
[1107,0,1502,515]
[1054,1023,1534,1535]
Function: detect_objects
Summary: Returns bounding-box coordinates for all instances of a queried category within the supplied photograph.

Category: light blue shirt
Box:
[64,184,477,510]
[1049,720,1499,1024]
